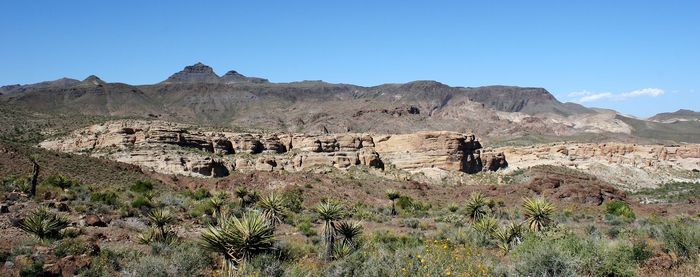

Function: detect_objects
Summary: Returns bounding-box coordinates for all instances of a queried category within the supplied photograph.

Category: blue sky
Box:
[1,1,698,117]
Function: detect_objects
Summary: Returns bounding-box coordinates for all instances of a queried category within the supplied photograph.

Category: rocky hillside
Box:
[649,109,700,123]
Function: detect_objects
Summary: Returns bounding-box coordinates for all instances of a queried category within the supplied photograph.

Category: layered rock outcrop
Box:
[39,120,505,178]
[498,143,700,189]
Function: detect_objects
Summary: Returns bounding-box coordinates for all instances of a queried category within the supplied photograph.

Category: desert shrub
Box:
[401,218,420,229]
[281,187,304,213]
[660,219,700,260]
[44,175,77,189]
[90,191,119,206]
[19,261,45,277]
[130,180,154,193]
[631,239,654,264]
[605,200,636,221]
[131,195,152,209]
[2,176,31,193]
[55,238,91,257]
[183,188,211,200]
[395,196,430,214]
[325,239,492,276]
[296,216,317,237]
[238,254,284,277]
[170,242,212,276]
[127,255,169,277]
[512,233,637,277]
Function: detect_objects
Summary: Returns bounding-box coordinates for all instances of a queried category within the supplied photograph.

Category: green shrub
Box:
[281,188,304,213]
[395,196,430,213]
[55,238,91,257]
[660,219,700,260]
[130,180,154,193]
[605,200,636,220]
[131,196,153,209]
[44,175,77,189]
[297,216,317,237]
[19,261,45,277]
[183,188,211,200]
[90,191,119,206]
[631,239,653,264]
[127,255,168,277]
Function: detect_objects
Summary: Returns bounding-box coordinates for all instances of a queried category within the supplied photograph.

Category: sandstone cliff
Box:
[498,143,700,189]
[39,120,506,178]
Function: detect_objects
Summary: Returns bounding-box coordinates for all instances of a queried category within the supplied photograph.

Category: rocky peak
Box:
[221,70,269,84]
[82,75,106,86]
[161,62,221,84]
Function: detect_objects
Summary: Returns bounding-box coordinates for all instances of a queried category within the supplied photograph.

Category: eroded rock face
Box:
[39,120,505,178]
[499,142,700,189]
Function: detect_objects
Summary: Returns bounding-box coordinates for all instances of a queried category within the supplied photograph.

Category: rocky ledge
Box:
[39,120,507,178]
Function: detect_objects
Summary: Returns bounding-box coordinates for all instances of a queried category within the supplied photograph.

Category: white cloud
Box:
[568,88,665,103]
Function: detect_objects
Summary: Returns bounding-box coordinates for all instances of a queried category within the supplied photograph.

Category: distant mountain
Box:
[649,109,700,123]
[2,62,698,143]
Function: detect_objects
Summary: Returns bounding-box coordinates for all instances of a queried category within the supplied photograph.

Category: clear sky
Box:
[1,1,698,117]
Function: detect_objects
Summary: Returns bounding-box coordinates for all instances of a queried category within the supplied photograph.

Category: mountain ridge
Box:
[2,62,698,143]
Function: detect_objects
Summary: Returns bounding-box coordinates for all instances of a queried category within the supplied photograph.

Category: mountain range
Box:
[2,62,698,144]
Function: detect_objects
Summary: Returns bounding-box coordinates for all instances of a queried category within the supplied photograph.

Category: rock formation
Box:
[39,120,506,178]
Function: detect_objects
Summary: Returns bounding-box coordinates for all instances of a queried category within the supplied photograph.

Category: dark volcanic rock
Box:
[221,70,269,84]
[162,62,221,83]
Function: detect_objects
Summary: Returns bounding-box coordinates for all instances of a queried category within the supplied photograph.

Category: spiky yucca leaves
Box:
[473,215,499,237]
[201,211,275,275]
[493,222,525,254]
[257,192,286,227]
[235,187,249,208]
[19,208,69,240]
[333,243,354,259]
[465,192,490,221]
[335,221,363,249]
[137,227,178,245]
[385,189,400,216]
[139,208,178,245]
[210,196,226,220]
[315,201,345,261]
[522,197,555,232]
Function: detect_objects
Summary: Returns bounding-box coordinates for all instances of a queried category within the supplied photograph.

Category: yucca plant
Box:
[465,192,489,221]
[19,207,69,240]
[146,208,174,234]
[235,187,249,209]
[473,215,499,237]
[201,211,275,275]
[333,242,354,259]
[335,220,363,249]
[385,189,400,216]
[493,222,525,254]
[522,197,555,232]
[209,196,226,220]
[137,226,178,245]
[316,200,345,261]
[257,192,286,227]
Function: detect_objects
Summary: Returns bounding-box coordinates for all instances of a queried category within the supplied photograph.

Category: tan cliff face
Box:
[498,143,700,189]
[39,120,506,178]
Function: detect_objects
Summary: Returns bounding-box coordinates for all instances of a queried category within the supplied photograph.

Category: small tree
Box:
[385,189,400,216]
[315,201,345,261]
[29,155,40,197]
